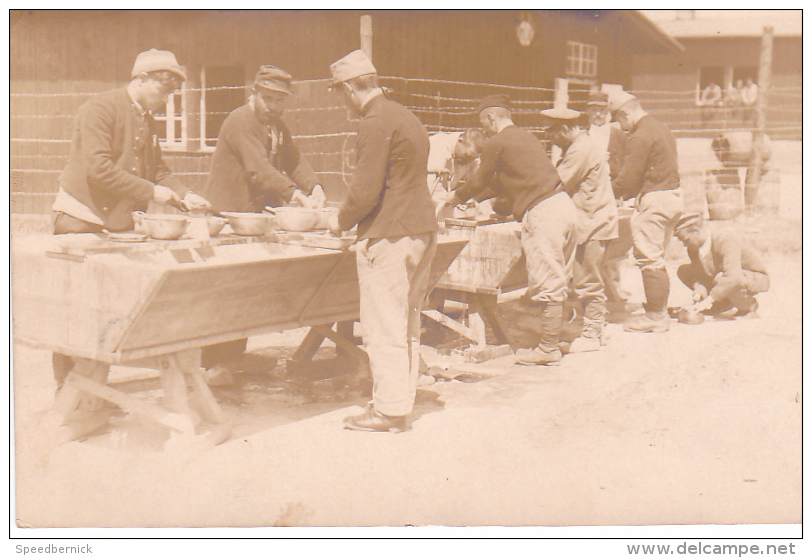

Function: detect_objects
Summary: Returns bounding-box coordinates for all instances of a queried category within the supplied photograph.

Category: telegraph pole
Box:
[360,15,373,59]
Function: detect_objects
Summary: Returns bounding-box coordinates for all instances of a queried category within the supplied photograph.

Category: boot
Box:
[516,301,564,366]
[570,316,602,353]
[625,269,671,333]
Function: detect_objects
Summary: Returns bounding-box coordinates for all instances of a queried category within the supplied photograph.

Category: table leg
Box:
[471,293,519,352]
[335,321,357,359]
[289,326,329,365]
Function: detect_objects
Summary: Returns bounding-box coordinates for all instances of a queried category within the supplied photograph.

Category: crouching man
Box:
[675,213,769,317]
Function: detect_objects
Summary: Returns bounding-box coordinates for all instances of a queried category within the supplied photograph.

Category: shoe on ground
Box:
[343,406,408,433]
[623,314,670,333]
[515,347,562,366]
[568,336,602,353]
[203,365,236,387]
[735,299,760,318]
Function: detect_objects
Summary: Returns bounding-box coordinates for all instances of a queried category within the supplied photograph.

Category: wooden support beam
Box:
[421,309,480,343]
[290,326,328,364]
[315,324,368,363]
[64,372,195,435]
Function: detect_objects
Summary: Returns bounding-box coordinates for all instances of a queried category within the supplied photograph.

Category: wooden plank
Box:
[471,293,518,351]
[289,326,329,363]
[65,373,195,434]
[186,368,227,425]
[315,324,368,363]
[421,309,480,343]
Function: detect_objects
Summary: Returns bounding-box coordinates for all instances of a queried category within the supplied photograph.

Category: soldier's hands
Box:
[289,190,314,208]
[309,185,326,208]
[153,184,181,206]
[692,284,709,303]
[327,213,342,237]
[182,192,212,212]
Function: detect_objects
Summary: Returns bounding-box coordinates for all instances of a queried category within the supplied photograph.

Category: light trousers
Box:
[356,233,437,417]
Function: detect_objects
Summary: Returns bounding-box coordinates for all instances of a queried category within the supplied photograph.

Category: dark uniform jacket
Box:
[201,104,318,213]
[613,114,680,200]
[454,125,560,222]
[58,88,186,231]
[338,94,438,240]
[608,126,628,182]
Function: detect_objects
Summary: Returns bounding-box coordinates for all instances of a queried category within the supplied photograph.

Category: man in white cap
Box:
[50,48,211,390]
[542,107,618,351]
[327,50,438,432]
[200,65,324,215]
[52,48,210,234]
[448,95,577,366]
[609,90,683,333]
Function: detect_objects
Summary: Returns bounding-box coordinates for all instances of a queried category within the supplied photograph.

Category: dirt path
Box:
[13,250,800,528]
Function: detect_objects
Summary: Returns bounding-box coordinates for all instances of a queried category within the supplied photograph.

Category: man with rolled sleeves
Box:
[541,107,618,352]
[50,48,211,388]
[610,90,683,332]
[200,65,325,215]
[327,50,438,432]
[449,95,577,366]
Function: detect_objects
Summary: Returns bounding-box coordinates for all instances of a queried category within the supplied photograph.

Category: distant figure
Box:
[741,78,758,106]
[674,213,769,318]
[724,81,742,123]
[730,79,745,121]
[740,78,759,126]
[700,81,723,107]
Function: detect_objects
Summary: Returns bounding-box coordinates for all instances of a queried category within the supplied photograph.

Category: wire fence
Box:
[9,76,801,213]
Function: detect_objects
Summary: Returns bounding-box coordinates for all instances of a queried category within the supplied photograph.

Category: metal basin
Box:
[134,213,190,240]
[271,207,320,232]
[221,212,274,236]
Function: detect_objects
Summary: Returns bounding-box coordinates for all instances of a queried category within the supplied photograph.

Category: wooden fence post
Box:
[745,25,773,208]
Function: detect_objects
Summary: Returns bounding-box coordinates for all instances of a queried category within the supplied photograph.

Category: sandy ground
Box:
[12,247,801,529]
[11,139,802,529]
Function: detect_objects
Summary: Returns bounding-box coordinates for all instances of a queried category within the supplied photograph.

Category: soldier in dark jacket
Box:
[328,50,438,432]
[200,65,324,214]
[50,49,211,388]
[449,95,577,366]
[610,91,684,333]
[52,48,210,234]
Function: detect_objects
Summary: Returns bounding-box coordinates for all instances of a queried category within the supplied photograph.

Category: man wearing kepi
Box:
[541,107,618,352]
[449,95,577,366]
[52,48,210,234]
[674,213,768,318]
[327,50,438,433]
[610,90,683,333]
[199,65,324,380]
[200,65,325,214]
[50,48,211,388]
